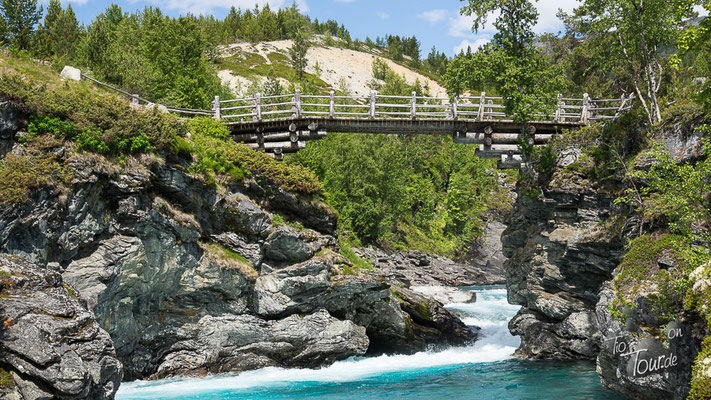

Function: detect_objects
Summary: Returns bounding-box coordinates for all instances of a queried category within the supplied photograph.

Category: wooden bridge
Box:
[69,67,633,169]
[212,90,632,168]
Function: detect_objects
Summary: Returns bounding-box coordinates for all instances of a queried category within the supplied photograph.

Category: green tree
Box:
[450,0,562,124]
[673,1,711,110]
[561,0,699,124]
[51,4,80,60]
[1,0,42,50]
[289,28,309,80]
[34,0,60,58]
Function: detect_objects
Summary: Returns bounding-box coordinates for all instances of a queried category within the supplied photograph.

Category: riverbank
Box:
[115,287,621,400]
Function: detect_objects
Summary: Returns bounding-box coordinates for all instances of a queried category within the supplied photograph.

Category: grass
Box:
[0,151,72,205]
[339,245,372,271]
[219,50,331,93]
[0,49,62,85]
[0,367,13,389]
[203,242,258,281]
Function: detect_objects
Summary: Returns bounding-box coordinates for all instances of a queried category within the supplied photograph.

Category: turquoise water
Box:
[117,286,622,400]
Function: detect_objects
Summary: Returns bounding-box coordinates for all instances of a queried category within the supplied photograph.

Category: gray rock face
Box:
[0,254,122,400]
[502,166,624,360]
[0,104,24,158]
[152,309,369,379]
[355,247,505,287]
[263,226,315,265]
[596,283,703,399]
[0,153,476,382]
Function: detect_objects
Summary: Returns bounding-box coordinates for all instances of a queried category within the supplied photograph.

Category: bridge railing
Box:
[72,67,633,125]
[214,90,634,124]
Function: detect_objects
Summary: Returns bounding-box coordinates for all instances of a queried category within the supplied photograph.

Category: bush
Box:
[0,73,187,155]
[187,118,322,194]
[0,153,71,204]
[612,234,708,322]
[688,336,711,400]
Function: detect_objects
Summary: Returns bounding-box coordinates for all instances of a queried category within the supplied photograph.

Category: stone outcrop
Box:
[595,282,704,400]
[502,115,710,399]
[0,254,122,400]
[0,147,476,382]
[355,247,505,287]
[502,159,625,360]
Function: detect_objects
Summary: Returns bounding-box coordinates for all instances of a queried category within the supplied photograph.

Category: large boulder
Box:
[151,309,369,379]
[0,254,122,400]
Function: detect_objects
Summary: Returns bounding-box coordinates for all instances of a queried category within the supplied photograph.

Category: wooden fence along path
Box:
[72,67,634,168]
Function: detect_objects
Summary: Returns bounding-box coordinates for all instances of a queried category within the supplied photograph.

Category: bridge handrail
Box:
[72,67,634,125]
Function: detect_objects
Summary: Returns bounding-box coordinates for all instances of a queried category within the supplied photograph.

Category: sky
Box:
[51,0,695,57]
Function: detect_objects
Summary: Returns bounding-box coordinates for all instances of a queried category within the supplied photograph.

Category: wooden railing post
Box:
[295,89,302,118]
[132,94,140,107]
[554,93,562,122]
[370,90,376,119]
[410,91,417,120]
[487,100,493,120]
[213,95,221,120]
[613,94,627,119]
[477,92,486,121]
[451,96,459,120]
[256,92,262,122]
[329,90,335,118]
[581,93,590,123]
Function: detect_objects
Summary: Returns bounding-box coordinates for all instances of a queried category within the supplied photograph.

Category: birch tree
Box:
[562,0,699,124]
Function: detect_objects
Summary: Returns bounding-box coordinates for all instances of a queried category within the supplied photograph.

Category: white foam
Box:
[117,287,521,399]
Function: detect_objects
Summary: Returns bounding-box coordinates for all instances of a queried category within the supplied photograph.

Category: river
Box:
[116,286,622,400]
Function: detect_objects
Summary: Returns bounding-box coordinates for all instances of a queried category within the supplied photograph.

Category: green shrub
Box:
[187,117,321,194]
[0,367,14,389]
[0,73,187,155]
[613,234,708,322]
[524,188,542,199]
[0,153,71,204]
[688,336,711,400]
[27,115,79,140]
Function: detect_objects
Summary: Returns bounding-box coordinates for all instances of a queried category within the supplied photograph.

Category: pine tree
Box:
[0,0,42,50]
[34,0,60,58]
[289,28,309,80]
[51,4,79,60]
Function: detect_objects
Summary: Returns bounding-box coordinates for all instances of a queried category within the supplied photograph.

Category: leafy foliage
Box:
[673,1,711,112]
[617,133,711,239]
[0,73,185,155]
[560,0,698,124]
[187,118,321,194]
[446,0,563,124]
[688,336,711,400]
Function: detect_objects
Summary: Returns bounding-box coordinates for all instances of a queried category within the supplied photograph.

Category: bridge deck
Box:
[225,116,586,135]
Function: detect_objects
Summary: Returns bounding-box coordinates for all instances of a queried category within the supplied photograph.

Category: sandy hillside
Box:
[219,39,447,98]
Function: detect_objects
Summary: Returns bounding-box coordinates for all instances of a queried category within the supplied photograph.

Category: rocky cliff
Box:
[0,104,476,384]
[0,254,122,399]
[502,154,625,360]
[503,109,711,399]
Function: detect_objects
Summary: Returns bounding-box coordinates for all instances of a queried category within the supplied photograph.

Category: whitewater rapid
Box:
[117,286,521,400]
